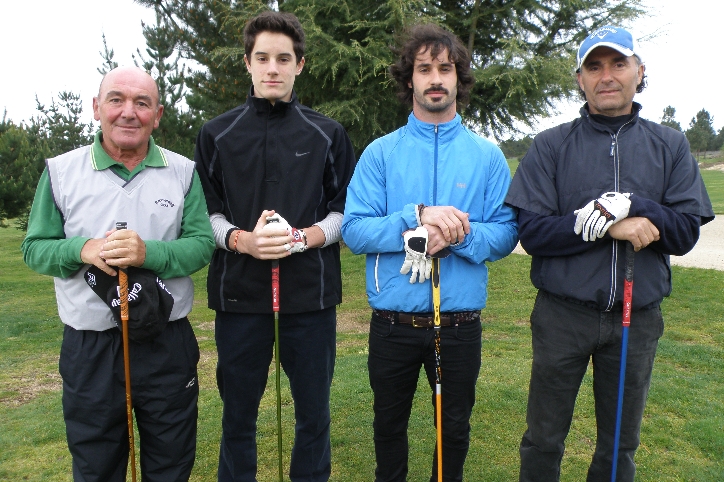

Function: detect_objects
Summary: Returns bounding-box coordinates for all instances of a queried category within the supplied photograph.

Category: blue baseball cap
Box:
[577,26,641,71]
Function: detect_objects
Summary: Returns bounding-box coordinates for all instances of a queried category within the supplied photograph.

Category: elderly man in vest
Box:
[22,66,214,481]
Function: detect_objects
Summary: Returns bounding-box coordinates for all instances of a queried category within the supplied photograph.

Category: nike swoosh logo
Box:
[295,151,310,157]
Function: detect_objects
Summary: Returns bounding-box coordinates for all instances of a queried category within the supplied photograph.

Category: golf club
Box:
[611,241,635,482]
[430,248,452,482]
[116,221,137,482]
[267,216,284,482]
[272,259,283,482]
[431,256,443,482]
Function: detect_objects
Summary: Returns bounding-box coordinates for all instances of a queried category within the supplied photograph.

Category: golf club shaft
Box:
[611,242,635,482]
[116,222,137,482]
[432,258,443,482]
[272,260,283,482]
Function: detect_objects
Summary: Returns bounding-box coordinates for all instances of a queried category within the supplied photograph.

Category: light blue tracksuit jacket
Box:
[342,112,518,313]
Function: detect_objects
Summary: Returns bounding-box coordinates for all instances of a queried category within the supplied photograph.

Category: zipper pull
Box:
[610,135,616,157]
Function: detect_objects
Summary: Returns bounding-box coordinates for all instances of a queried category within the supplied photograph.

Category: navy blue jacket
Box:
[505,103,714,310]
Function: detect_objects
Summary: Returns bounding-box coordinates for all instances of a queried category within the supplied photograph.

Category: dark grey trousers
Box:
[519,291,663,482]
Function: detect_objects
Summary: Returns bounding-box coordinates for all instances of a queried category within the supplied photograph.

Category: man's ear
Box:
[92,97,101,121]
[153,104,164,129]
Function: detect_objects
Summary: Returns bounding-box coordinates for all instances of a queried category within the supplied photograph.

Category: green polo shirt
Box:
[21,132,214,279]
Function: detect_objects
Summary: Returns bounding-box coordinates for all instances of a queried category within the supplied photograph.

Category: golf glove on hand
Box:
[574,192,631,242]
[400,227,431,284]
[265,213,307,253]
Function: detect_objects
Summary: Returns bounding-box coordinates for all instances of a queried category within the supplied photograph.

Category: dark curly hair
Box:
[577,55,647,101]
[244,11,305,63]
[389,23,475,107]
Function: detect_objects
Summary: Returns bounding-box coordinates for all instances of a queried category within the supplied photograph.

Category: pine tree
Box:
[134,0,643,152]
[714,126,724,152]
[98,33,119,76]
[685,109,716,157]
[660,105,682,132]
[133,6,202,158]
[32,91,94,157]
[0,114,49,227]
[1,92,94,229]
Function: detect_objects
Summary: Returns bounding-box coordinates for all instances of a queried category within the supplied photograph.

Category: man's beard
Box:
[415,87,456,113]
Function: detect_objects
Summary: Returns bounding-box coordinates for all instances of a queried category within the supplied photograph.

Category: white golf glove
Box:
[574,192,631,242]
[400,227,431,284]
[265,213,307,253]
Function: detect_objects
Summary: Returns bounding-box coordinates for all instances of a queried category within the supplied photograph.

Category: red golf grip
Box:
[622,242,635,327]
[272,260,280,313]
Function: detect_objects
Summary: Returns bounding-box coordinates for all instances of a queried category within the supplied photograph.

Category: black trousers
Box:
[59,318,200,482]
[368,313,482,482]
[215,308,336,482]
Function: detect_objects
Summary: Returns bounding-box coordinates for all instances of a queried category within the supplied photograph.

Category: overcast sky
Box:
[1,0,722,137]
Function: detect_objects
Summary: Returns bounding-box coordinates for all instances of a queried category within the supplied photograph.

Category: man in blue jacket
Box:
[505,26,714,481]
[342,23,518,482]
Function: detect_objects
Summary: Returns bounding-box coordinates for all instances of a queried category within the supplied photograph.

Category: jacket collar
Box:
[580,101,642,133]
[406,111,463,142]
[247,86,297,114]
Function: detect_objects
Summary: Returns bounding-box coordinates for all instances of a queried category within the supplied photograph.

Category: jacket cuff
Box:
[402,203,420,229]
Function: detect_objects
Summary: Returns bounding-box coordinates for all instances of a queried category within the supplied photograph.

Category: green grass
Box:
[1,225,723,481]
[701,169,724,214]
[506,158,519,176]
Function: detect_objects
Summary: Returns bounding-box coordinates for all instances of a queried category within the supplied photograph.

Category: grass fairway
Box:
[701,168,724,214]
[1,225,723,481]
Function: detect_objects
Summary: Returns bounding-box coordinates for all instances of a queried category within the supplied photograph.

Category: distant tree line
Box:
[500,105,724,161]
[662,106,724,156]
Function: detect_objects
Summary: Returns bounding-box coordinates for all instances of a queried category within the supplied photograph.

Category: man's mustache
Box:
[424,87,449,95]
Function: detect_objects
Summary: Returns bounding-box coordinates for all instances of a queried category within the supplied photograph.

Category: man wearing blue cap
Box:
[505,26,714,481]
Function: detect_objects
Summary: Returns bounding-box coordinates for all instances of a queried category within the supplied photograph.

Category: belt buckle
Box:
[411,316,427,328]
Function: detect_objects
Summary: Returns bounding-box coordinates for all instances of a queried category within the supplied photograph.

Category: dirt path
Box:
[670,215,723,270]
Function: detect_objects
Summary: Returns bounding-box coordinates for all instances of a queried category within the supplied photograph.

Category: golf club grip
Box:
[115,222,130,322]
[118,269,129,322]
[622,242,635,327]
[272,260,280,312]
[432,258,441,328]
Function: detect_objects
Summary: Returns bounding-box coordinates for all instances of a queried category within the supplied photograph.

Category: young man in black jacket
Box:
[194,11,356,482]
[505,25,714,482]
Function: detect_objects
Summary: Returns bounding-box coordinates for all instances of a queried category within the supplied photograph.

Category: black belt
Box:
[373,310,480,328]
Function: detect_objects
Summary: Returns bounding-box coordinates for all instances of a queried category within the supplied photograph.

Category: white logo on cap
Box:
[157,278,171,295]
[591,26,617,39]
[111,282,143,307]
